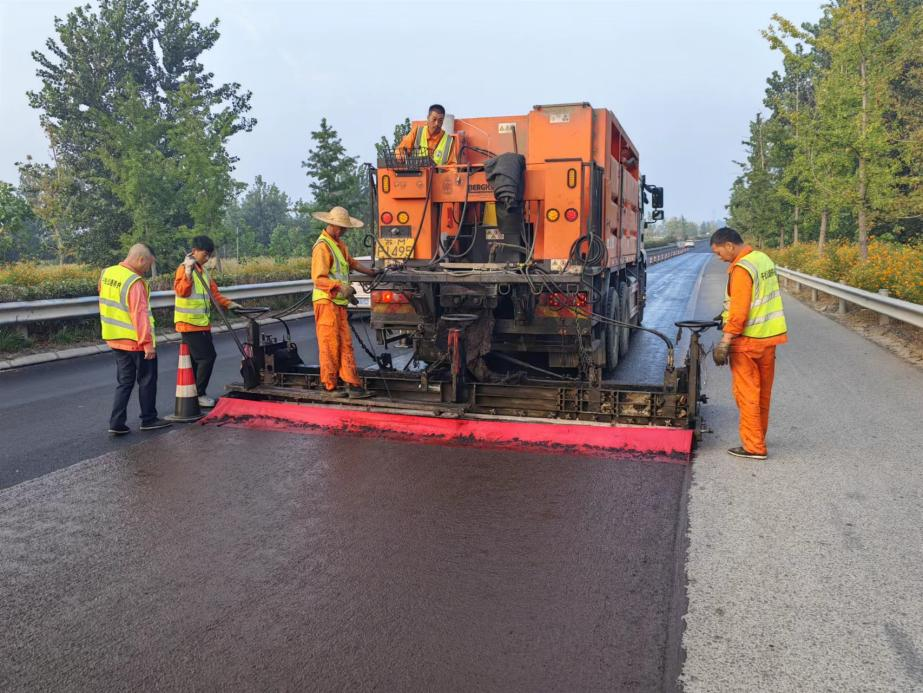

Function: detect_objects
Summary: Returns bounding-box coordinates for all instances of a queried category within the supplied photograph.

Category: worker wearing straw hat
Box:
[310,206,378,398]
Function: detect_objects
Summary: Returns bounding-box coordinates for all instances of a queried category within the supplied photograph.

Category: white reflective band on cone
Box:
[175,384,198,398]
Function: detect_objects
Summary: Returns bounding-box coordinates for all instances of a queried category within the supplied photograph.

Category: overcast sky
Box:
[0,0,823,221]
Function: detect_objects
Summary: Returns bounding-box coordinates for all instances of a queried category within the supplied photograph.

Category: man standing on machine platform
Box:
[310,206,378,399]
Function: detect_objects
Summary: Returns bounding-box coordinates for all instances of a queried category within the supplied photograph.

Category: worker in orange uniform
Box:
[710,227,788,460]
[173,235,243,408]
[99,242,172,435]
[398,104,457,165]
[310,206,378,398]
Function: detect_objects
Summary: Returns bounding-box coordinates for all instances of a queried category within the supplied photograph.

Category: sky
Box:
[0,0,824,222]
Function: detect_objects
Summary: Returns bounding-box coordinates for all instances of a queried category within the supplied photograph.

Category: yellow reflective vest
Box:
[99,264,155,345]
[312,234,351,307]
[174,266,212,327]
[722,250,788,339]
[415,126,453,165]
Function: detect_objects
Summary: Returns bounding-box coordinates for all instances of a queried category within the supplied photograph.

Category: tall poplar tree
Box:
[26,0,254,264]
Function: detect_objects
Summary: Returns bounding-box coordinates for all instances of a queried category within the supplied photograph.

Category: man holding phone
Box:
[173,235,242,408]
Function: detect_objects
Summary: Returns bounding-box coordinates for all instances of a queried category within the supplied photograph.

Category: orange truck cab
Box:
[370,102,664,377]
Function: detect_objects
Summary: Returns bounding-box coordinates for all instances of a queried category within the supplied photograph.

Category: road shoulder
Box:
[681,258,923,692]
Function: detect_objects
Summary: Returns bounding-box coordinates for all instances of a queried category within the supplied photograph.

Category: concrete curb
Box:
[0,312,312,372]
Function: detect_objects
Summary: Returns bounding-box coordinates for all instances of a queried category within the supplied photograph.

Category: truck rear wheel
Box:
[619,282,631,356]
[605,287,620,371]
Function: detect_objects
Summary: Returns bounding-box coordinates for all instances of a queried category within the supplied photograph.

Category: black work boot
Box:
[727,447,767,460]
[346,385,374,399]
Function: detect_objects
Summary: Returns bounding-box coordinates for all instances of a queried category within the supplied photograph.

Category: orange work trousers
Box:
[313,301,360,391]
[729,345,777,455]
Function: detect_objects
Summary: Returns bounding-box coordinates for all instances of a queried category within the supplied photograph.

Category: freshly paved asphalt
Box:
[0,429,689,691]
[0,248,712,691]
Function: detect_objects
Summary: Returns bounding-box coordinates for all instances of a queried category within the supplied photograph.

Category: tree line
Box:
[0,0,402,269]
[727,0,922,258]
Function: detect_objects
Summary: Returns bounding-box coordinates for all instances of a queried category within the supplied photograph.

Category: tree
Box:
[375,117,412,158]
[731,2,923,255]
[0,183,44,262]
[229,176,294,250]
[301,118,370,255]
[25,0,254,265]
[16,144,80,264]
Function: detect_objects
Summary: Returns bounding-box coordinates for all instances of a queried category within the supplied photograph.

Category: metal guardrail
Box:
[1,247,700,329]
[778,267,923,329]
[647,246,692,264]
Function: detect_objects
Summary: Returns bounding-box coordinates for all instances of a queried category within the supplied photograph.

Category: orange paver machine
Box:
[371,102,657,376]
[216,103,718,460]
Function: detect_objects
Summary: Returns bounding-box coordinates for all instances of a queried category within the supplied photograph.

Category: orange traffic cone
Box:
[165,342,203,422]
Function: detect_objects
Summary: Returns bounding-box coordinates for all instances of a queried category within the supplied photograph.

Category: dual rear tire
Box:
[604,283,631,372]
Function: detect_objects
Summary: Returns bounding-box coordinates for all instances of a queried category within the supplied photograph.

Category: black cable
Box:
[428,166,477,264]
[347,313,394,401]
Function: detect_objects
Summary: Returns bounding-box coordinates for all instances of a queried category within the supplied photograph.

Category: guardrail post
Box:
[838,298,848,315]
[878,290,890,326]
[811,288,818,302]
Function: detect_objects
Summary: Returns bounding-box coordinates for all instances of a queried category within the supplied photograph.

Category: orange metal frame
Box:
[376,103,641,268]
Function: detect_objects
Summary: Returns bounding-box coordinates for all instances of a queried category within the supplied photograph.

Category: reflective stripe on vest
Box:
[99,264,155,345]
[312,234,351,306]
[414,126,452,165]
[721,250,788,339]
[174,266,211,327]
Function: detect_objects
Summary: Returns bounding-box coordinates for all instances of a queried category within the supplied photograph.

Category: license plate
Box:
[378,237,414,260]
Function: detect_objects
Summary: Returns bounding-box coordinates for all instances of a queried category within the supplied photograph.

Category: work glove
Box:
[712,341,730,367]
[228,301,243,311]
[341,285,359,306]
[712,313,724,329]
[183,254,197,276]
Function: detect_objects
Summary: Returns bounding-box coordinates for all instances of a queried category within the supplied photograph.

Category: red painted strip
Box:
[177,368,196,386]
[201,398,693,463]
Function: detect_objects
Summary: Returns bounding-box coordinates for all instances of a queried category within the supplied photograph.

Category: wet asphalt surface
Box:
[0,315,386,489]
[0,246,712,691]
[1,428,688,691]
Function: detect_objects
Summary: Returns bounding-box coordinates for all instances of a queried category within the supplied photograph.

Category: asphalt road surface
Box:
[0,246,709,489]
[0,247,711,691]
[1,428,690,691]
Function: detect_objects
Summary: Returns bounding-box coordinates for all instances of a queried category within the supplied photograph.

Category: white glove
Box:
[183,255,197,276]
[228,301,243,310]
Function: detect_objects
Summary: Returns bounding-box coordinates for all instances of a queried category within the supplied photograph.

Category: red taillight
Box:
[372,290,409,304]
[380,212,393,225]
[564,208,579,222]
[539,291,588,308]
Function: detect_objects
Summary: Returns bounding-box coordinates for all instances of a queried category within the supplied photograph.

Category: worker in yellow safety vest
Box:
[398,104,457,165]
[173,234,243,409]
[98,242,172,435]
[310,206,380,398]
[710,227,788,460]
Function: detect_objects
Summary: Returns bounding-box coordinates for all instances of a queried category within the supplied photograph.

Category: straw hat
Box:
[311,206,364,229]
